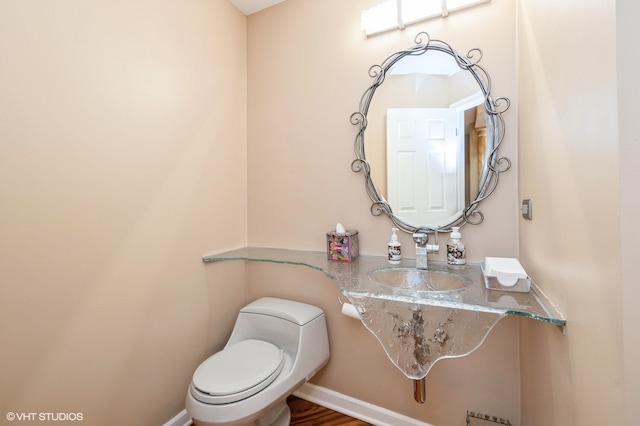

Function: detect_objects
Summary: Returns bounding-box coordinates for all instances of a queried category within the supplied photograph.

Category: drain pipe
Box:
[413,378,426,403]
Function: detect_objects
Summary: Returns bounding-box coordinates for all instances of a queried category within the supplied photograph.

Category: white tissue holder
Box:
[481,257,531,293]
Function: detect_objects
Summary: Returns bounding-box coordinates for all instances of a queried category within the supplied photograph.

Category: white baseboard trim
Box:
[163,383,432,426]
[293,382,434,426]
[163,409,192,426]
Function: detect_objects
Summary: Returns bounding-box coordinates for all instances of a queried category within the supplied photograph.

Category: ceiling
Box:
[229,0,285,15]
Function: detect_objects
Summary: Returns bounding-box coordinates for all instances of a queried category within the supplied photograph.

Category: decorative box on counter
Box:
[326,229,359,262]
[481,257,531,293]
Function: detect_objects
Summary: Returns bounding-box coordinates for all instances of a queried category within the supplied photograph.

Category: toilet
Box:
[185,297,330,426]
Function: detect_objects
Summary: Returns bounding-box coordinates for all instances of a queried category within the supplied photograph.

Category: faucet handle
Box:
[412,232,428,246]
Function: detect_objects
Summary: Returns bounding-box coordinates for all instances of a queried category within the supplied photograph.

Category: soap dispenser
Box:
[446,227,466,268]
[388,228,401,265]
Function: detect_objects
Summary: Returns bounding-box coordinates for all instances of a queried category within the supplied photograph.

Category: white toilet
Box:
[185,297,330,426]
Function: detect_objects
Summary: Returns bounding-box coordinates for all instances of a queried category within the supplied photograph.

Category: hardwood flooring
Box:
[287,396,373,426]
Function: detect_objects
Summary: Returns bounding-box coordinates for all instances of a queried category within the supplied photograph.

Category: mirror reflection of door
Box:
[450,92,486,207]
[387,108,462,226]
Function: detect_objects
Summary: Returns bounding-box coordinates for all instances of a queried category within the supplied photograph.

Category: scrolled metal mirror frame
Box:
[351,31,511,235]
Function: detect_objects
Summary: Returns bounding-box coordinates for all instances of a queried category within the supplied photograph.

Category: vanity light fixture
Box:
[361,0,491,37]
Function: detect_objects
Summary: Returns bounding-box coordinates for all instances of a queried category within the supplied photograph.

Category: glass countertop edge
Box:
[202,247,335,280]
[201,247,566,327]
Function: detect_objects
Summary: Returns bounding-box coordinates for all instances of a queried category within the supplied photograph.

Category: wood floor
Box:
[287,396,373,426]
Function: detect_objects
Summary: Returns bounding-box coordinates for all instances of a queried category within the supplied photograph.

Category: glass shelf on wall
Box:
[202,247,565,327]
[204,247,566,379]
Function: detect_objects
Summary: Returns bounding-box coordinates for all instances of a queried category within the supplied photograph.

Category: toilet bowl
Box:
[186,297,330,426]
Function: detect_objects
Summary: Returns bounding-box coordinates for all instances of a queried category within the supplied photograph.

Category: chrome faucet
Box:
[412,230,439,269]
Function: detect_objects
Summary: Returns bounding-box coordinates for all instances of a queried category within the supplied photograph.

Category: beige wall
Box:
[517,0,626,425]
[0,1,248,424]
[3,0,633,425]
[247,0,518,260]
[246,0,524,425]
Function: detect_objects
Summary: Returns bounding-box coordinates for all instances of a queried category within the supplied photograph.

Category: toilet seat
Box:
[192,339,285,405]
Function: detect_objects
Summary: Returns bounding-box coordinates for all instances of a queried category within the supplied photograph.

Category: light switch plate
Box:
[522,199,533,220]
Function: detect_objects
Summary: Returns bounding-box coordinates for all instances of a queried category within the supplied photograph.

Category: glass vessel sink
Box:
[369,267,470,293]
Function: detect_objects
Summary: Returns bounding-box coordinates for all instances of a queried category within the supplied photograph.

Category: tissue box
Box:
[326,230,359,262]
[481,257,530,293]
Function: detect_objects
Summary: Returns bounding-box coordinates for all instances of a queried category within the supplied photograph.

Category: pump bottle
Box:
[388,228,401,265]
[446,227,466,268]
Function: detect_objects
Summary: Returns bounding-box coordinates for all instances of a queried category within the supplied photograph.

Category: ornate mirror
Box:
[351,32,510,234]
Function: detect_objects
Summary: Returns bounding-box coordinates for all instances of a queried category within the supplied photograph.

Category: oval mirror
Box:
[351,32,510,234]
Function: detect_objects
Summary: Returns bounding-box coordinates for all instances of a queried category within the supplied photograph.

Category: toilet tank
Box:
[239,297,324,325]
[226,297,329,365]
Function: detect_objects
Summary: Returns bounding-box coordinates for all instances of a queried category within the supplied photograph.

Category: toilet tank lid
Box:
[241,297,323,325]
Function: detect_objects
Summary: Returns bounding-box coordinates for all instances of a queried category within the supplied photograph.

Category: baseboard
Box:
[293,383,434,426]
[163,409,192,426]
[164,383,432,426]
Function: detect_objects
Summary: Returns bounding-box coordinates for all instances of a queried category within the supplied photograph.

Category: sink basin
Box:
[369,267,470,293]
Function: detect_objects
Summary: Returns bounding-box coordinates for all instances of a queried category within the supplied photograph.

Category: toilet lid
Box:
[192,339,284,404]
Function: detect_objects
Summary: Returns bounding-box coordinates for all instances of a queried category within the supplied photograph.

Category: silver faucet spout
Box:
[413,231,439,269]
